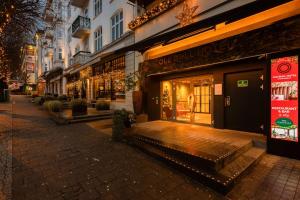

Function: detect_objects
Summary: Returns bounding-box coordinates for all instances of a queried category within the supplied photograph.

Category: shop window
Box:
[111,10,123,41]
[93,56,125,100]
[161,76,212,125]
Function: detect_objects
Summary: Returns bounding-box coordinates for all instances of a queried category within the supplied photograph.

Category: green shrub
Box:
[71,99,87,116]
[112,109,134,141]
[58,95,68,101]
[95,101,110,110]
[34,97,42,105]
[45,100,63,112]
[43,101,50,110]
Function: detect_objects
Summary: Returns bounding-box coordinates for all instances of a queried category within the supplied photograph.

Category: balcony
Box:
[70,0,88,8]
[70,51,91,67]
[45,28,54,39]
[72,16,91,38]
[53,59,64,68]
[44,9,54,22]
[45,47,53,57]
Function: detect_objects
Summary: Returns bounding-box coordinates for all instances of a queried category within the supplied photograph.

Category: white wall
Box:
[134,0,255,42]
[65,0,135,67]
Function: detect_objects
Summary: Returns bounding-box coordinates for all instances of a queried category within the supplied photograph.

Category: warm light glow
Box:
[146,0,300,59]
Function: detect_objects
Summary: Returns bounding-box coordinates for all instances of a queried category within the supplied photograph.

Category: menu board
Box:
[271,56,298,142]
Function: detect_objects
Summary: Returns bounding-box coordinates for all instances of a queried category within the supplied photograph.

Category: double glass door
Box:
[161,75,213,125]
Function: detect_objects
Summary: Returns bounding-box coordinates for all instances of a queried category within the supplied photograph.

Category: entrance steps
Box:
[128,133,265,193]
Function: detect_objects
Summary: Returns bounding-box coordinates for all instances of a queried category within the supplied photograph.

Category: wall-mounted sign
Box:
[271,56,298,142]
[237,80,248,87]
[214,83,222,95]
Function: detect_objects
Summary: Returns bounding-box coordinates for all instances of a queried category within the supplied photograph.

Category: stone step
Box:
[131,134,253,171]
[129,135,265,194]
[72,112,113,120]
[219,147,265,183]
[69,115,112,124]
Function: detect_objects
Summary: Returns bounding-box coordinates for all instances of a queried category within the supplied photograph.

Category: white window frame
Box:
[94,27,102,52]
[94,0,102,17]
[58,48,62,60]
[111,10,123,41]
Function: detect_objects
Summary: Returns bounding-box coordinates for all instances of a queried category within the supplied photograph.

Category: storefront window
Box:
[161,75,213,125]
[92,56,125,100]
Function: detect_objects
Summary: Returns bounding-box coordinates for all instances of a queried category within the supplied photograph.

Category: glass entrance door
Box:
[161,75,213,125]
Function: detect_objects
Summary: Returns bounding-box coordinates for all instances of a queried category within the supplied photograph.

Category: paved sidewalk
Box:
[0,101,13,200]
[0,95,300,200]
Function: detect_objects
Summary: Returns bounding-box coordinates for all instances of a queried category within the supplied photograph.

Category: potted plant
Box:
[95,100,110,110]
[125,71,143,115]
[71,99,87,116]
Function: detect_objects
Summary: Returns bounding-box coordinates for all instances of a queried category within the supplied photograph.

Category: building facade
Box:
[128,0,300,159]
[41,0,140,111]
[21,44,38,92]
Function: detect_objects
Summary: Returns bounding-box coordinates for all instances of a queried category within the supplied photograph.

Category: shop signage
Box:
[271,56,298,142]
[237,80,248,88]
[214,84,222,95]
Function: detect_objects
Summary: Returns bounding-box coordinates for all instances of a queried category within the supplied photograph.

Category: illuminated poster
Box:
[271,56,298,142]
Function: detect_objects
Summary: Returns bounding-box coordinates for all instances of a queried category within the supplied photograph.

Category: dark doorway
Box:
[225,70,264,133]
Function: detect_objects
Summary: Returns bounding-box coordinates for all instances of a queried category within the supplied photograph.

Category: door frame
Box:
[160,74,214,126]
[224,68,265,132]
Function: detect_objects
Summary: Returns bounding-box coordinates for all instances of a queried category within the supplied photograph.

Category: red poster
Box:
[271,56,298,142]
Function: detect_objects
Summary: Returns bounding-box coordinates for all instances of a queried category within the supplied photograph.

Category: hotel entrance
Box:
[161,75,213,125]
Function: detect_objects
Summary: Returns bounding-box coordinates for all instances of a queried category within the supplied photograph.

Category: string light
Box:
[128,0,183,30]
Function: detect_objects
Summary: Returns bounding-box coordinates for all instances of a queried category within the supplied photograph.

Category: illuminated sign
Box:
[271,56,298,142]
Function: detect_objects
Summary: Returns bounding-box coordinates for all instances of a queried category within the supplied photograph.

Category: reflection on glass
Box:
[161,75,212,125]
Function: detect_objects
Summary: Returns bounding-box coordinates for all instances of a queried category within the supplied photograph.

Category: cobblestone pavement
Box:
[0,101,12,200]
[0,95,300,200]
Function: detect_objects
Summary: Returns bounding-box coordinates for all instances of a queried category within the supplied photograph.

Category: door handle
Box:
[225,96,230,107]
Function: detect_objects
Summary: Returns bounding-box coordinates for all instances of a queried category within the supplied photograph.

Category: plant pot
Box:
[72,107,87,116]
[132,90,143,115]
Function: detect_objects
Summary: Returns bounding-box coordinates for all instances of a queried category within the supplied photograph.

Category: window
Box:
[94,0,102,17]
[94,27,102,52]
[84,8,88,17]
[67,27,71,42]
[57,27,63,38]
[111,10,123,41]
[75,46,80,54]
[93,56,125,100]
[67,3,71,19]
[58,48,62,60]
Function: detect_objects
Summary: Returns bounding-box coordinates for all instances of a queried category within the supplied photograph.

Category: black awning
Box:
[116,0,292,54]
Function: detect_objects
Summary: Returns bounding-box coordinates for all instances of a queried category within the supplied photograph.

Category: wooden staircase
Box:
[127,133,265,194]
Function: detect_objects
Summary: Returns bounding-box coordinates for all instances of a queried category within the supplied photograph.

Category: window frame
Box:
[94,27,103,52]
[111,10,123,41]
[94,0,102,17]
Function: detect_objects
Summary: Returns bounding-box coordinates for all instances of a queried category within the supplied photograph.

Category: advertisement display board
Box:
[271,56,298,142]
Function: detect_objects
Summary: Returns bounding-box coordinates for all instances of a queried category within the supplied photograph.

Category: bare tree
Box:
[0,0,45,79]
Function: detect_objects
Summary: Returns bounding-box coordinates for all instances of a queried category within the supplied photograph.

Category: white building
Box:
[39,0,142,111]
[42,0,68,96]
[62,0,139,111]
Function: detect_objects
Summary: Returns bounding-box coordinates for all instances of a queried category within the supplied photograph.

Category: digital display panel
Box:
[271,56,298,142]
[271,56,299,142]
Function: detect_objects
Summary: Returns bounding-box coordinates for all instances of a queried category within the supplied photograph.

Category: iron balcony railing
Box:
[70,0,88,8]
[71,51,91,66]
[71,16,91,38]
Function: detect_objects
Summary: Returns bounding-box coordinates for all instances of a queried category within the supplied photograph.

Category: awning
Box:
[115,0,292,54]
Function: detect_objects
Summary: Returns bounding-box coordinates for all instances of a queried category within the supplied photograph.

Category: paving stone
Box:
[1,96,300,199]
